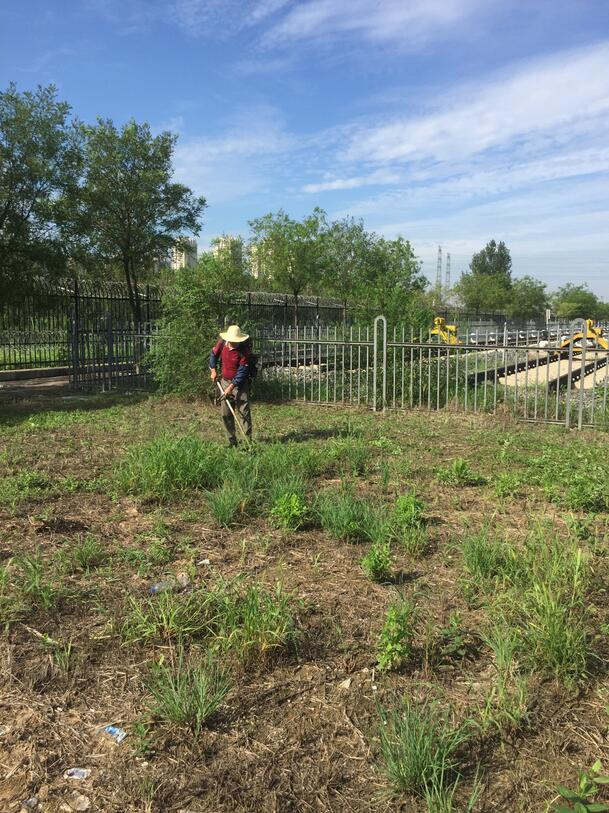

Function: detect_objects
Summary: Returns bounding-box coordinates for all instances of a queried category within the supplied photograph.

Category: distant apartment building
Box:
[171,237,198,270]
[212,234,243,266]
[248,240,272,280]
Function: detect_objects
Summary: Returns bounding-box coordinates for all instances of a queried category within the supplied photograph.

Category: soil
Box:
[1,390,609,812]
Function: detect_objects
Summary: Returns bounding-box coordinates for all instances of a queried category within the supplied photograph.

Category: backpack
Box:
[218,339,258,379]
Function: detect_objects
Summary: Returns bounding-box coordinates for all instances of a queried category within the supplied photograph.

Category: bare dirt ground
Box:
[1,390,609,812]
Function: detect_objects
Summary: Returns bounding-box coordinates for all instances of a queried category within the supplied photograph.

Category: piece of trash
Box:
[338,677,351,690]
[148,580,173,595]
[176,572,191,588]
[197,559,210,566]
[98,724,127,743]
[64,769,90,780]
[68,792,90,811]
[0,724,9,736]
[21,798,39,811]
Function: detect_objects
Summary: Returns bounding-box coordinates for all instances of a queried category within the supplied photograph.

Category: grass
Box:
[436,458,486,487]
[361,541,393,582]
[146,648,231,735]
[378,699,471,799]
[315,486,378,542]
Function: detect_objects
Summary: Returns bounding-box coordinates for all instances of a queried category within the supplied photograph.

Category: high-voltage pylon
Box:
[436,245,442,293]
[445,253,451,292]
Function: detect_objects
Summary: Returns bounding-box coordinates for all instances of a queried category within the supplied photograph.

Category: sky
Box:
[2,0,609,296]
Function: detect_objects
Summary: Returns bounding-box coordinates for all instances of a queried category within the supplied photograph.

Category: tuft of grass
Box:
[121,589,215,643]
[436,458,486,487]
[116,436,226,501]
[461,533,518,591]
[361,541,393,582]
[207,484,250,527]
[15,551,63,611]
[478,621,529,734]
[379,699,471,799]
[493,473,522,499]
[316,487,377,543]
[146,649,231,734]
[71,535,107,572]
[377,597,417,671]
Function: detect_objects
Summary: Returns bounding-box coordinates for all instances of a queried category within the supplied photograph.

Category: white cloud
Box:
[345,41,609,164]
[301,169,400,193]
[261,0,486,48]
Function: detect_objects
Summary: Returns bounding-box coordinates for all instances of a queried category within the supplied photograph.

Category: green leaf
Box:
[586,804,609,812]
[593,777,609,785]
[557,787,582,802]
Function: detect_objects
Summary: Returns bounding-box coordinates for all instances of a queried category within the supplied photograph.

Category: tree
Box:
[507,276,547,320]
[470,239,512,279]
[77,119,206,321]
[248,208,327,322]
[355,236,429,325]
[0,83,82,295]
[551,283,605,320]
[455,239,513,313]
[319,217,374,312]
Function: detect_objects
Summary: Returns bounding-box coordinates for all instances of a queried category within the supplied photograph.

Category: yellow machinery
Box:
[431,316,460,345]
[558,319,609,353]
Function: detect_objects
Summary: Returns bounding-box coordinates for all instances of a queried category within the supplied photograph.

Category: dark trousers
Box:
[220,378,252,445]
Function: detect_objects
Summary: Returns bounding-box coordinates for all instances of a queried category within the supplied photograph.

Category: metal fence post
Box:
[373,315,387,412]
[565,318,584,429]
[106,312,114,392]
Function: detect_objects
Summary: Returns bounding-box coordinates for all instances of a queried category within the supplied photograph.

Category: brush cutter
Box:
[216,380,251,446]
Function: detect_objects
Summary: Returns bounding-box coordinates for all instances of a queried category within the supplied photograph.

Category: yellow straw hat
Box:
[220,324,249,343]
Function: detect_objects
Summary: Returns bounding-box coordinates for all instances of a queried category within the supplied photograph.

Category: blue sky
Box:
[2,0,609,296]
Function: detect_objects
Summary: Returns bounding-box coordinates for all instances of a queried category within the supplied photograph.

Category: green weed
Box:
[361,541,393,582]
[554,760,609,813]
[377,598,417,671]
[71,535,107,572]
[436,458,486,487]
[269,492,308,530]
[207,484,250,527]
[316,487,377,543]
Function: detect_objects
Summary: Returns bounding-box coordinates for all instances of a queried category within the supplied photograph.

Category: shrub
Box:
[377,598,417,671]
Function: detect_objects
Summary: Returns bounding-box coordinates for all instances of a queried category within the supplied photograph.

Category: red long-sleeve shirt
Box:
[209,341,250,385]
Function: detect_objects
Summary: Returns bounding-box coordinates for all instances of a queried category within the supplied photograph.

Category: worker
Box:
[209,324,253,447]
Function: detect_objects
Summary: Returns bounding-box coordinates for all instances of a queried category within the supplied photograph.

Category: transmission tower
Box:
[445,252,451,292]
[436,245,442,294]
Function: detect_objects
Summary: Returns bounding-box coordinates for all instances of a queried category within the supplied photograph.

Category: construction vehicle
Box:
[431,317,460,345]
[556,319,609,354]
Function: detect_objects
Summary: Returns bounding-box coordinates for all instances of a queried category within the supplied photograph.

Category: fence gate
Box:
[69,314,157,392]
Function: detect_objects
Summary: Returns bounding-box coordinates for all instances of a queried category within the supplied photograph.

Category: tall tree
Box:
[77,119,206,321]
[0,83,82,295]
[320,216,373,312]
[470,239,512,279]
[248,208,327,322]
[455,239,513,313]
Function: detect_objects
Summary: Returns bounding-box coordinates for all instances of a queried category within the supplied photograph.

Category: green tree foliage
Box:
[148,264,217,395]
[320,216,373,309]
[355,236,430,325]
[77,119,206,321]
[455,240,513,313]
[248,208,327,320]
[507,275,548,319]
[0,83,82,295]
[551,283,607,320]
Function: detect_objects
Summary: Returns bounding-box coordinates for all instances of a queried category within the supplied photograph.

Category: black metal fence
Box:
[1,278,163,371]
